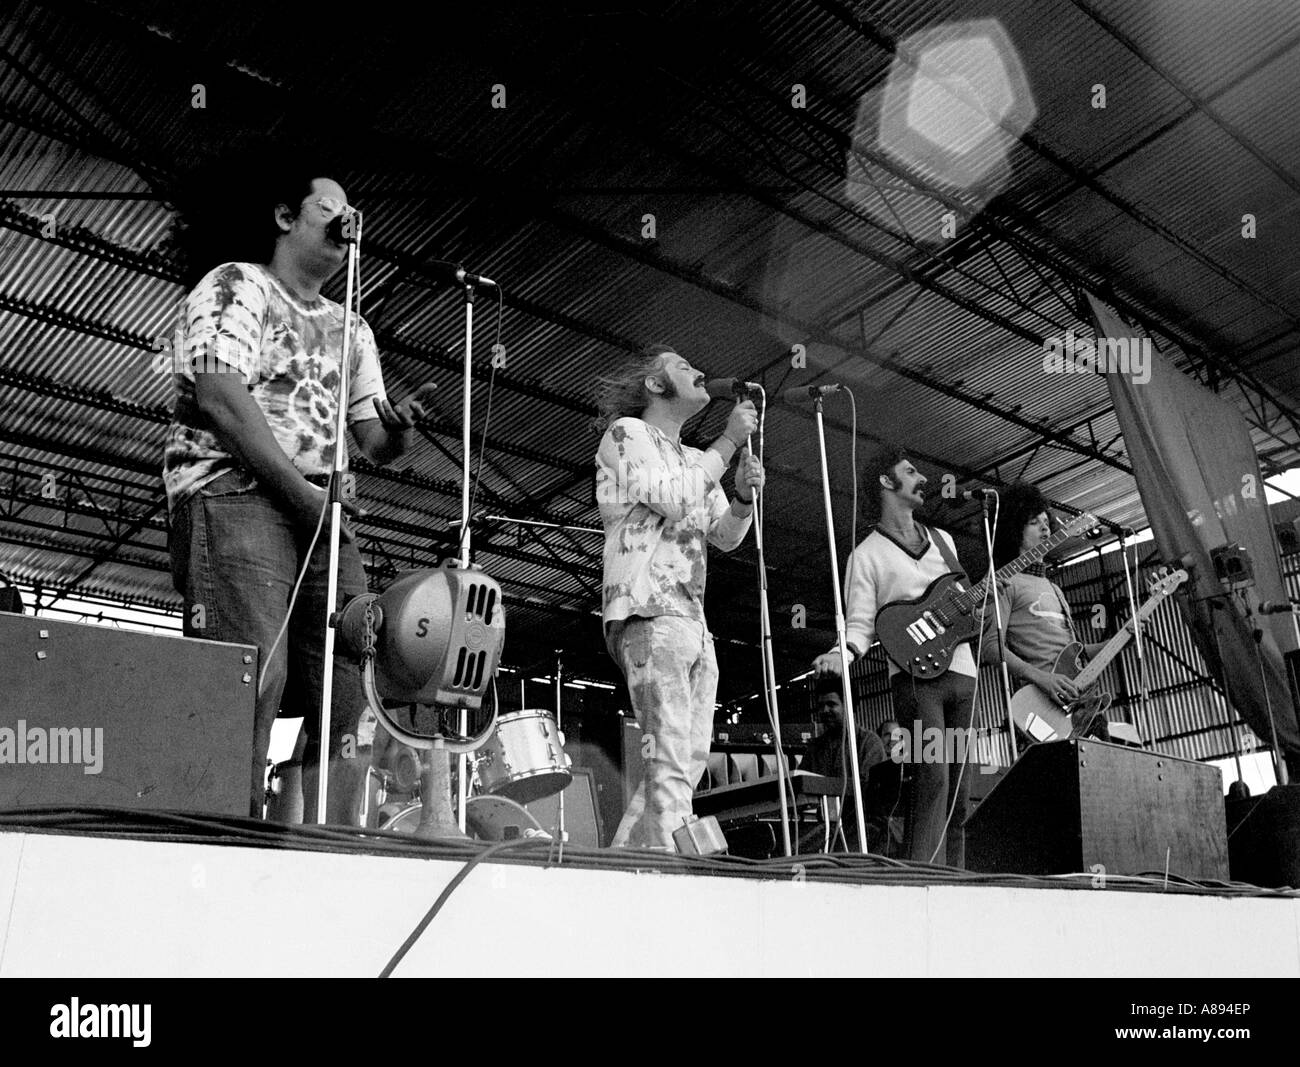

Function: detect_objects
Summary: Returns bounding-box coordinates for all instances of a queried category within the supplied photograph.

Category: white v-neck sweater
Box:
[843,526,978,678]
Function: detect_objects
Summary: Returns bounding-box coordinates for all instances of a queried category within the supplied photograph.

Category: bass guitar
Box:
[1009,568,1188,743]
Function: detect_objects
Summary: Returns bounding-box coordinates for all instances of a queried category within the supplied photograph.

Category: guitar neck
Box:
[963,520,1088,606]
[1073,592,1168,690]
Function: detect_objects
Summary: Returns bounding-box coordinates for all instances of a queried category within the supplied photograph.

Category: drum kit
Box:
[266,708,574,841]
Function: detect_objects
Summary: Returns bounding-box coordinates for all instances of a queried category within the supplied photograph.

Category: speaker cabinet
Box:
[1226,784,1300,888]
[0,614,256,816]
[526,768,604,847]
[965,739,1228,879]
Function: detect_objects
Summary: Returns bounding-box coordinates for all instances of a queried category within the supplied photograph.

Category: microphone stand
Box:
[315,213,363,824]
[980,493,1017,761]
[481,514,603,536]
[452,280,480,833]
[811,394,869,853]
[1118,528,1151,720]
[1199,590,1257,792]
[1243,594,1289,787]
[416,275,491,835]
[747,391,791,857]
[554,650,566,849]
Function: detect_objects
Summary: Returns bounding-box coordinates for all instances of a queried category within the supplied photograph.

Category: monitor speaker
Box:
[0,614,256,816]
[965,738,1228,879]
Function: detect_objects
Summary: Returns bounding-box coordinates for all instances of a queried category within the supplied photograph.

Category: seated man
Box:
[869,719,908,855]
[801,676,886,851]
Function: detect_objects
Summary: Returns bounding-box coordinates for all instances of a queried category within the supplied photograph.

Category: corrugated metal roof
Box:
[0,0,1297,696]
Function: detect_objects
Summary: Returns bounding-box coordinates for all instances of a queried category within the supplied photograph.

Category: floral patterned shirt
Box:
[596,417,752,630]
[162,262,386,512]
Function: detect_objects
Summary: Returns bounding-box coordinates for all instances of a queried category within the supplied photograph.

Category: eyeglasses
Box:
[305,196,353,219]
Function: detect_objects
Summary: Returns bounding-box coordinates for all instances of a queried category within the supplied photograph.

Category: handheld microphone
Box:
[959,488,997,501]
[704,378,762,399]
[780,383,844,404]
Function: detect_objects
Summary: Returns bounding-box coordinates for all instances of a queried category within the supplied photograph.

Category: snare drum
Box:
[474,709,572,804]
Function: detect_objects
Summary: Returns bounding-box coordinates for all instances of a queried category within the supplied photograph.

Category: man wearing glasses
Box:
[164,159,436,821]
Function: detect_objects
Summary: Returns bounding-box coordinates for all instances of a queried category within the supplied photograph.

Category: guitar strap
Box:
[924,525,969,587]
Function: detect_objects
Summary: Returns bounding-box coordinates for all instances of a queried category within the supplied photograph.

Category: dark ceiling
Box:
[1,0,1298,700]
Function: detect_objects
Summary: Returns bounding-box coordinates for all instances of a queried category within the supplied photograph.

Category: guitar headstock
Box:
[1146,567,1189,598]
[1059,512,1098,539]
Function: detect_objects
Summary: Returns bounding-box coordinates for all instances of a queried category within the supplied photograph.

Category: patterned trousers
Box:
[609,616,719,850]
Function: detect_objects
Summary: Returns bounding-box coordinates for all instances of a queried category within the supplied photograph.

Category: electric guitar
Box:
[876,513,1097,678]
[1009,568,1188,743]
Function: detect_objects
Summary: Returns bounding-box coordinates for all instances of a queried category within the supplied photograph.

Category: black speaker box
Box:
[1226,784,1300,888]
[965,738,1228,879]
[0,614,256,816]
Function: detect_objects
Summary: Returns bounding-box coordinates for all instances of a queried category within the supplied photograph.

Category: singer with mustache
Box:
[812,449,976,867]
[163,150,437,820]
[595,345,764,850]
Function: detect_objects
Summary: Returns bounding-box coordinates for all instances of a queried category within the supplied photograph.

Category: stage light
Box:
[333,564,506,753]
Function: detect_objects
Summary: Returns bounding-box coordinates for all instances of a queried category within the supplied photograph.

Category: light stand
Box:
[314,211,363,824]
[979,492,1017,762]
[748,394,792,857]
[811,395,868,853]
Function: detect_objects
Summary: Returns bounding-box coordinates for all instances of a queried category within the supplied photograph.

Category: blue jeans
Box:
[609,616,719,850]
[170,469,369,821]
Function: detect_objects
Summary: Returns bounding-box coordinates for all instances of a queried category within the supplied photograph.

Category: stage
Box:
[0,813,1296,977]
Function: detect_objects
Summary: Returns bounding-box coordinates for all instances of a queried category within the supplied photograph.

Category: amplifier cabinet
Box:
[965,739,1228,880]
[0,613,256,816]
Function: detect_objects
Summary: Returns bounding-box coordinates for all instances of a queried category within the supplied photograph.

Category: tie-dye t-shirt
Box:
[162,262,386,512]
[596,417,752,629]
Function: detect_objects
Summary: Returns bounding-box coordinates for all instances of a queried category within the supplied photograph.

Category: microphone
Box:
[1258,601,1300,615]
[960,488,997,501]
[424,259,499,288]
[704,378,762,399]
[325,208,361,245]
[780,383,845,404]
